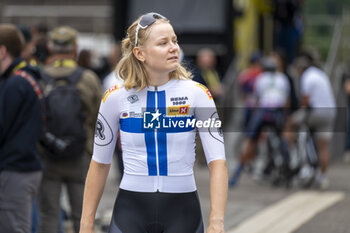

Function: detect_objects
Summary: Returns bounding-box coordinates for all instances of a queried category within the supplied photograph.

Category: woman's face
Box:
[141,22,180,76]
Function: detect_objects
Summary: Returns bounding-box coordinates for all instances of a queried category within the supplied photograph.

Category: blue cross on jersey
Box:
[120,90,195,176]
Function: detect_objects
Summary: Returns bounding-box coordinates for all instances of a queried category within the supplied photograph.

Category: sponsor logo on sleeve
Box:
[102,85,119,103]
[94,113,114,146]
[196,83,213,100]
[208,112,224,144]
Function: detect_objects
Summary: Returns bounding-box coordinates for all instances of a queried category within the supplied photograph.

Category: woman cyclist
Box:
[80,12,227,233]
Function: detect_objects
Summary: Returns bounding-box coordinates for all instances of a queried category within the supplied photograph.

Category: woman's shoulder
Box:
[174,78,213,100]
[101,84,128,104]
[185,79,210,93]
[175,77,203,89]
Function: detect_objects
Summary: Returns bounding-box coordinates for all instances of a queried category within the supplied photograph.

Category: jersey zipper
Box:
[154,86,160,191]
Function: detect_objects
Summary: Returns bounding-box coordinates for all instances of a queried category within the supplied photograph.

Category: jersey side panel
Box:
[192,81,226,164]
[92,87,124,164]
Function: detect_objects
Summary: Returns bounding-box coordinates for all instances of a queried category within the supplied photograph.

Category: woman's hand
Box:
[207,219,225,233]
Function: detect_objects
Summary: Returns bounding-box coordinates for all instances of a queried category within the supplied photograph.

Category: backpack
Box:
[40,68,86,160]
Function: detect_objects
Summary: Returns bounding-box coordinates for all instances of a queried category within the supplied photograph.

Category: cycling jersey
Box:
[255,71,290,108]
[301,66,336,118]
[92,78,225,193]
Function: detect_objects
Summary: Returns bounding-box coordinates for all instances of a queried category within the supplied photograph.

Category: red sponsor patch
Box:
[102,84,119,103]
[179,106,189,114]
[206,90,213,99]
[196,83,213,100]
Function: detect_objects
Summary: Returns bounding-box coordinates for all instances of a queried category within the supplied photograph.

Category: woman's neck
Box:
[147,71,170,87]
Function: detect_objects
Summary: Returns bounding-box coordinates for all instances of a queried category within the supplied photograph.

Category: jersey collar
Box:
[146,78,177,91]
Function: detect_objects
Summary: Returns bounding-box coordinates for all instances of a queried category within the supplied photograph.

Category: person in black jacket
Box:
[0,23,43,233]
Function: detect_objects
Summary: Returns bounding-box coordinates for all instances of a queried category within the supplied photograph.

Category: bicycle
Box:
[293,123,319,188]
[259,125,295,188]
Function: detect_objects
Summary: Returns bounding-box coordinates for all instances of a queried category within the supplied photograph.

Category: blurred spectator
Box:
[273,0,304,64]
[17,25,37,66]
[32,35,50,68]
[78,49,111,83]
[22,30,51,233]
[102,42,123,91]
[92,51,111,82]
[292,52,336,189]
[193,48,225,102]
[342,68,350,163]
[270,49,298,112]
[31,23,49,39]
[270,49,299,149]
[16,25,36,62]
[229,57,290,187]
[109,42,122,70]
[237,52,263,129]
[0,24,43,233]
[38,26,102,233]
[77,49,92,70]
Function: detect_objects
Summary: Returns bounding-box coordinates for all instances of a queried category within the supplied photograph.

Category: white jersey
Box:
[102,71,124,92]
[301,67,335,108]
[255,71,290,108]
[301,67,336,118]
[93,78,225,193]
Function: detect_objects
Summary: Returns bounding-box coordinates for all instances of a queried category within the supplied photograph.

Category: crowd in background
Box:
[0,6,349,230]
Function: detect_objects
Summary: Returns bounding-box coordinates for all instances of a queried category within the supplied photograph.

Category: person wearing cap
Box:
[0,24,43,233]
[38,26,102,233]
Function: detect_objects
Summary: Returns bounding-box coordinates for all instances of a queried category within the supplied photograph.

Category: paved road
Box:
[61,131,350,233]
[89,157,349,233]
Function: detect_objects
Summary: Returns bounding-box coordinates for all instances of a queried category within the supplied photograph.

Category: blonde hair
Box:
[116,14,192,90]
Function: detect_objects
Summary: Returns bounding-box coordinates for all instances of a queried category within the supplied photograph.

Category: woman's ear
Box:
[133,47,145,63]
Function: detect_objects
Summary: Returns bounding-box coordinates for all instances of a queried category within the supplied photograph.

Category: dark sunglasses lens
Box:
[139,13,165,28]
[139,15,156,28]
[153,13,164,19]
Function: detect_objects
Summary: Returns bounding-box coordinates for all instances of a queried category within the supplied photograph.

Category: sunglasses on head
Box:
[135,12,166,46]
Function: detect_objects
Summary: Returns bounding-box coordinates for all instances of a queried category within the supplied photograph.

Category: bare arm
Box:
[207,159,228,233]
[80,160,111,232]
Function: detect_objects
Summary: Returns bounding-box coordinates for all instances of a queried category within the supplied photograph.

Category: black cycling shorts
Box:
[108,189,204,233]
[246,108,286,140]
